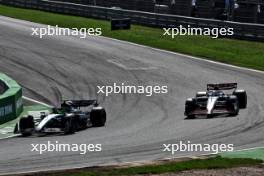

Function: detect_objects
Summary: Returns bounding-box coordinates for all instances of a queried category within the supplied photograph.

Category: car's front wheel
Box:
[64,119,76,134]
[19,116,34,136]
[185,99,196,119]
[207,114,214,119]
[90,107,106,127]
[186,114,196,119]
[229,96,239,116]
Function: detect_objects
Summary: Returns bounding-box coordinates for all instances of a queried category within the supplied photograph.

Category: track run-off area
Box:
[0,16,263,175]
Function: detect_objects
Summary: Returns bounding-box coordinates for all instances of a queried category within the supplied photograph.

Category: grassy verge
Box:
[18,156,262,176]
[221,148,264,160]
[0,5,264,71]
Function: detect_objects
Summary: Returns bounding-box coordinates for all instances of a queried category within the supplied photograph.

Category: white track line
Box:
[0,134,19,140]
[22,96,53,108]
[230,146,264,152]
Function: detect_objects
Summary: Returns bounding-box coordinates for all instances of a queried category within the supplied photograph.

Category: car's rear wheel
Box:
[90,107,106,127]
[229,96,239,116]
[233,90,247,109]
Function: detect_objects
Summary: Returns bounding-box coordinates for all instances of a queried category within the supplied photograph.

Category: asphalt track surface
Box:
[0,16,264,175]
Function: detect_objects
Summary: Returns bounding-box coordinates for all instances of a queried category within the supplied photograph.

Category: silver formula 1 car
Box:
[184,83,247,119]
[14,100,106,136]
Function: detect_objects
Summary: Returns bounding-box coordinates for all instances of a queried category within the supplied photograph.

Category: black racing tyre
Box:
[64,119,76,134]
[230,108,239,116]
[19,115,34,136]
[186,115,196,119]
[207,114,214,119]
[229,96,239,116]
[90,108,106,127]
[229,106,239,116]
[185,99,196,119]
[233,90,247,109]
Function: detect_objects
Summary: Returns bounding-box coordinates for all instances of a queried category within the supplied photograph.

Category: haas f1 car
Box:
[184,83,247,119]
[14,100,106,136]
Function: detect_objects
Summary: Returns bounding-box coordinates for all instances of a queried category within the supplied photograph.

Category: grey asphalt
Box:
[0,16,263,175]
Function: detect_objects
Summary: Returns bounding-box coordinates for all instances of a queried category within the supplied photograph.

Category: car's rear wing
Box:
[207,83,237,90]
[61,100,98,108]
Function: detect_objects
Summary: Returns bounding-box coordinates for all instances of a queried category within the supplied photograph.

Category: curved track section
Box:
[0,16,263,175]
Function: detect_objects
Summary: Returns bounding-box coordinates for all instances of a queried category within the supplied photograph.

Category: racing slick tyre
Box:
[90,107,106,127]
[186,114,195,119]
[229,96,239,116]
[185,99,196,119]
[19,115,34,136]
[233,90,247,109]
[207,114,214,119]
[64,119,76,134]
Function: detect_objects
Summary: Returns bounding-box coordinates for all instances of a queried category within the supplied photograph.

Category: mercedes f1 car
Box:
[14,100,106,136]
[184,83,247,119]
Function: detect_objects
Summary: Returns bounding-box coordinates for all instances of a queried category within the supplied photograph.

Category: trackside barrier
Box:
[0,0,264,41]
[0,73,23,125]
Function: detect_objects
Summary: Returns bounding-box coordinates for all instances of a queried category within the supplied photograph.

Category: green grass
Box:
[221,148,264,161]
[23,156,262,176]
[0,4,264,70]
